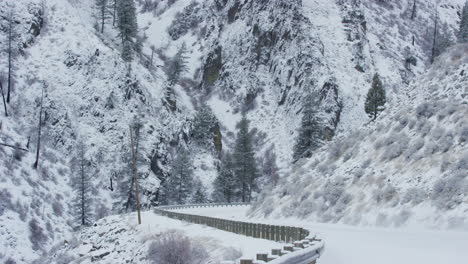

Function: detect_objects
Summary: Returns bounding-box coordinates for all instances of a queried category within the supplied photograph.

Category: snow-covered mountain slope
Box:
[138,0,464,166]
[250,44,468,229]
[0,0,467,262]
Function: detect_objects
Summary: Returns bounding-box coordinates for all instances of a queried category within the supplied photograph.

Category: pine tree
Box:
[233,113,257,202]
[117,0,138,61]
[458,1,468,43]
[191,179,208,204]
[262,145,279,187]
[365,74,386,121]
[192,105,218,148]
[95,0,112,34]
[166,148,193,204]
[71,142,93,227]
[430,10,454,63]
[213,153,237,202]
[292,93,322,162]
[165,43,189,88]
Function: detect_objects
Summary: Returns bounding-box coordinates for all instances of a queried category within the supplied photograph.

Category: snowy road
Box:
[176,206,468,264]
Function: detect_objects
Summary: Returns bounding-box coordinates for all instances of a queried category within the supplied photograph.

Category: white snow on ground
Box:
[46,210,283,264]
[177,206,468,264]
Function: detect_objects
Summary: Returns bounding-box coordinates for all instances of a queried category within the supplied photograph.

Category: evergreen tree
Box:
[233,113,257,202]
[292,93,322,162]
[165,43,189,88]
[95,0,112,34]
[191,179,208,204]
[262,145,280,187]
[213,153,237,202]
[166,148,193,204]
[192,105,218,148]
[430,11,454,63]
[365,74,386,121]
[117,0,138,61]
[71,142,93,227]
[458,1,468,43]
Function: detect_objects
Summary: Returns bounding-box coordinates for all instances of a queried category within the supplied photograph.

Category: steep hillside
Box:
[250,45,468,229]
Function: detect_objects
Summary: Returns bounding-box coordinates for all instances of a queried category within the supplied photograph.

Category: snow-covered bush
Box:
[432,172,467,210]
[0,189,13,216]
[373,184,398,204]
[381,133,409,160]
[401,188,426,205]
[221,247,242,261]
[458,125,468,143]
[29,218,48,251]
[314,178,351,211]
[393,210,412,227]
[147,231,208,264]
[415,102,436,119]
[403,137,424,160]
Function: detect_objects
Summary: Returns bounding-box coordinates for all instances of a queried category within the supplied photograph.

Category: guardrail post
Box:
[240,259,253,264]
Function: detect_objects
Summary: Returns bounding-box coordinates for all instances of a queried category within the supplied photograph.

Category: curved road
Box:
[176,206,468,264]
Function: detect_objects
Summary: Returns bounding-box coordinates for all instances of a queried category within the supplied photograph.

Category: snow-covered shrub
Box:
[438,133,453,153]
[403,137,424,160]
[52,200,63,217]
[0,188,13,216]
[29,218,48,251]
[167,1,202,40]
[430,126,445,141]
[314,178,351,211]
[353,168,365,179]
[401,188,426,205]
[221,247,242,261]
[4,258,16,264]
[147,231,208,264]
[415,102,436,119]
[54,253,75,264]
[15,200,29,221]
[408,118,416,130]
[381,133,409,160]
[432,172,467,210]
[361,159,372,169]
[393,210,412,227]
[458,125,468,143]
[12,143,25,161]
[373,184,398,204]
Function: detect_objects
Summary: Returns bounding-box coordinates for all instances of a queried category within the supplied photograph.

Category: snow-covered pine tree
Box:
[71,142,93,227]
[191,179,208,203]
[117,0,138,61]
[262,145,280,187]
[458,1,468,43]
[233,113,258,202]
[192,105,218,149]
[166,147,193,204]
[213,153,238,202]
[95,0,112,34]
[430,11,454,63]
[292,93,323,162]
[365,73,386,121]
[165,42,189,88]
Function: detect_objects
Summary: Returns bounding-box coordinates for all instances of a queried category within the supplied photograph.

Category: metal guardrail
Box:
[154,203,324,264]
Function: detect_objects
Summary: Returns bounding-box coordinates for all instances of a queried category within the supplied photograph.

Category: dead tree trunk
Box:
[33,84,45,169]
[431,10,439,64]
[130,126,142,224]
[7,10,14,103]
[411,0,417,20]
[0,80,7,116]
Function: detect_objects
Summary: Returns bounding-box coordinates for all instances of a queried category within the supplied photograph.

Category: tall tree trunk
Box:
[113,0,117,27]
[411,0,417,20]
[7,19,13,103]
[0,81,7,117]
[33,84,45,169]
[130,126,142,224]
[431,10,438,64]
[81,154,85,225]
